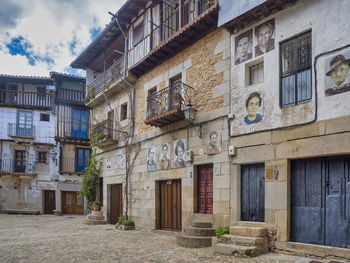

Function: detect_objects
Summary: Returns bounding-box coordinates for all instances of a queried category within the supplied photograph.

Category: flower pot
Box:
[105,134,111,139]
[93,205,101,211]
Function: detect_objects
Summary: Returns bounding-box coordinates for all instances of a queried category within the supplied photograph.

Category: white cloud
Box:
[0,0,126,77]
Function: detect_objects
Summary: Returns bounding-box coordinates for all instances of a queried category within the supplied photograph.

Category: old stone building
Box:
[71,0,350,259]
[0,72,89,215]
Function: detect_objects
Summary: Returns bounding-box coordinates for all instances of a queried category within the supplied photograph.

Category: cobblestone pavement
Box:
[0,214,339,263]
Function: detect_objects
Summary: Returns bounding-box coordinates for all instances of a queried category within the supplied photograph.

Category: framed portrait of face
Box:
[147,146,157,172]
[254,19,275,57]
[235,29,253,65]
[174,139,187,168]
[244,92,263,125]
[116,154,125,168]
[106,157,111,169]
[207,131,221,155]
[325,51,350,96]
[159,143,171,170]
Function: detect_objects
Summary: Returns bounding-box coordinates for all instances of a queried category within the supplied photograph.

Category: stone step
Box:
[230,225,267,238]
[176,234,213,248]
[214,244,259,257]
[91,211,103,216]
[81,219,108,225]
[231,221,267,228]
[191,221,212,228]
[217,234,267,247]
[184,226,216,237]
[87,215,105,221]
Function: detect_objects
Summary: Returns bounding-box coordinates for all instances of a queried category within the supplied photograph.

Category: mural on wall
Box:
[158,143,171,170]
[174,139,187,168]
[255,19,275,57]
[147,146,157,172]
[235,30,253,65]
[116,154,125,168]
[325,52,350,96]
[106,157,111,169]
[244,92,263,125]
[207,131,221,155]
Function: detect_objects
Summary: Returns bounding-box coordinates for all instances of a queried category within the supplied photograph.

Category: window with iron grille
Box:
[120,103,128,121]
[38,152,47,164]
[280,31,312,107]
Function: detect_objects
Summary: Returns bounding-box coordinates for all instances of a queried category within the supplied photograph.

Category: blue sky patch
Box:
[69,35,78,56]
[90,26,102,40]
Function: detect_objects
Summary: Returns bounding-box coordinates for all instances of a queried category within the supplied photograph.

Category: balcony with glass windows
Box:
[128,0,218,77]
[145,81,194,127]
[8,123,35,139]
[0,157,36,177]
[91,119,119,147]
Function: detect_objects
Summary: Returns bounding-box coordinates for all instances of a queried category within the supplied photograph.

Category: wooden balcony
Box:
[145,82,193,127]
[59,157,82,175]
[8,123,35,139]
[92,119,119,147]
[56,89,84,105]
[56,120,89,142]
[0,90,52,109]
[0,157,36,176]
[128,0,218,77]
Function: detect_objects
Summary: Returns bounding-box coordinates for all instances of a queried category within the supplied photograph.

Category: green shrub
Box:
[118,215,125,225]
[121,220,135,227]
[215,226,229,238]
[93,200,102,206]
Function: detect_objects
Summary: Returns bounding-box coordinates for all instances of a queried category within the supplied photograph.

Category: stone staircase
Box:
[213,221,268,257]
[176,221,216,248]
[81,210,108,225]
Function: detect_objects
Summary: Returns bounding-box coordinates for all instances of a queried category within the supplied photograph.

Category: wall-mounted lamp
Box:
[49,149,58,161]
[184,102,202,138]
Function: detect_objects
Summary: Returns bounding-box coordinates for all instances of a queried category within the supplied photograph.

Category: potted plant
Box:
[115,215,135,230]
[92,200,102,211]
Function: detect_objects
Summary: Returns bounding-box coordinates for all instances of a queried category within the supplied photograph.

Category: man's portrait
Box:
[147,146,157,172]
[174,139,187,168]
[325,53,350,95]
[255,19,275,57]
[158,143,171,170]
[117,154,125,168]
[207,131,221,155]
[244,92,263,125]
[235,30,253,65]
[106,157,111,169]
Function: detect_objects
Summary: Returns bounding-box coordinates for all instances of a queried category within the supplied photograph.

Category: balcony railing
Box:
[92,119,119,145]
[146,81,193,120]
[87,56,125,98]
[0,90,52,108]
[128,0,216,69]
[8,123,35,138]
[0,157,36,174]
[57,89,84,104]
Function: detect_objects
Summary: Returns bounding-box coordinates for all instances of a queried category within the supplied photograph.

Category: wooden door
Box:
[241,163,265,222]
[107,110,114,138]
[14,150,26,172]
[169,74,182,110]
[110,184,123,224]
[44,190,56,214]
[197,165,213,214]
[159,179,181,231]
[62,191,84,215]
[291,156,350,248]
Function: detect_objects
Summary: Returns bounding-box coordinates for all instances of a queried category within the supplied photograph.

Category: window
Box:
[280,31,312,107]
[17,111,33,137]
[14,150,26,172]
[38,152,47,163]
[120,103,128,121]
[133,20,144,46]
[40,113,50,122]
[249,62,264,85]
[147,87,158,118]
[76,147,91,173]
[71,108,89,138]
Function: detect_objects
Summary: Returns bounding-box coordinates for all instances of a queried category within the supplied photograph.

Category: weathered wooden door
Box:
[110,184,123,224]
[241,163,265,222]
[44,190,56,214]
[62,191,84,215]
[159,179,181,231]
[291,156,350,248]
[197,165,213,214]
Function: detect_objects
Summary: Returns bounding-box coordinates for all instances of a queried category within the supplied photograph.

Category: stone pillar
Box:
[229,163,241,222]
[54,190,62,216]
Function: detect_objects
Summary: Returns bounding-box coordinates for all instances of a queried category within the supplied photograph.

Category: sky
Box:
[0,0,127,77]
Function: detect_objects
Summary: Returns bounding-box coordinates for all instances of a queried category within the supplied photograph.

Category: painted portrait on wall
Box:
[116,154,125,168]
[244,92,263,125]
[207,131,221,155]
[325,52,350,96]
[174,139,187,168]
[106,157,111,169]
[255,19,275,57]
[147,146,157,172]
[158,143,171,170]
[235,29,253,65]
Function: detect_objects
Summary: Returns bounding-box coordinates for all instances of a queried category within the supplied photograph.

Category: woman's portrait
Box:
[244,92,263,125]
[174,139,187,168]
[158,143,171,170]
